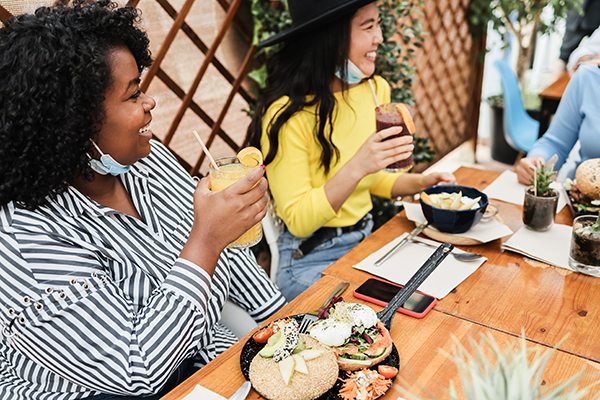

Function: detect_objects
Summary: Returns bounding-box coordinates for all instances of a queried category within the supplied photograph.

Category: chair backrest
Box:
[494,59,539,153]
[261,200,280,282]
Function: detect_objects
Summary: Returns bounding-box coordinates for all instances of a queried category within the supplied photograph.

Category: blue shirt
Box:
[528,65,600,179]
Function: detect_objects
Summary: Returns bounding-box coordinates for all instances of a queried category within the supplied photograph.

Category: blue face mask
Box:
[88,140,131,176]
[335,59,369,84]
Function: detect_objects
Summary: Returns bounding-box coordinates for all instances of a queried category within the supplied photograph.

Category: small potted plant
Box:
[569,206,600,276]
[523,155,559,231]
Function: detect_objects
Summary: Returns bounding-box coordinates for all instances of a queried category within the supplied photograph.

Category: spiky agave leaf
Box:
[397,332,600,400]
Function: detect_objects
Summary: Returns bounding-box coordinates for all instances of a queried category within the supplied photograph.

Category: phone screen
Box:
[354,278,435,314]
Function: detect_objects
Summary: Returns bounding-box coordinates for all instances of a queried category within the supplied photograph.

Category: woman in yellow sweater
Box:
[246,0,455,301]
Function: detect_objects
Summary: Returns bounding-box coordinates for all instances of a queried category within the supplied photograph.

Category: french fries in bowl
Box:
[419,185,489,233]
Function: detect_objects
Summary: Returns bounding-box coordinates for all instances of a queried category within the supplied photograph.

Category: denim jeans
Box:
[275,214,373,301]
[83,358,197,400]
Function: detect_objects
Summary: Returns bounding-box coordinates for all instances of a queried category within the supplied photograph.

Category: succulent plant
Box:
[399,333,600,400]
[530,155,558,197]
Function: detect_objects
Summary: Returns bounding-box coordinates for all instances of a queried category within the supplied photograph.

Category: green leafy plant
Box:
[375,0,425,105]
[529,154,557,197]
[467,0,583,84]
[399,333,600,400]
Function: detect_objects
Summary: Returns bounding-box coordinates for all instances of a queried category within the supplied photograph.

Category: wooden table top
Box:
[322,166,600,364]
[539,71,570,101]
[162,276,600,399]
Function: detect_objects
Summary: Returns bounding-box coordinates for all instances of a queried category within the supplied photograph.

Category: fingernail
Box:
[260,164,266,170]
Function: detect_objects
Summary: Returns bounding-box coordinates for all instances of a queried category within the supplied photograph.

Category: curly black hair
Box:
[0,0,152,210]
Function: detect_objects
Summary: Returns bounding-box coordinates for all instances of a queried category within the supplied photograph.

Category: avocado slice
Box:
[260,329,287,358]
[267,330,282,347]
[292,335,306,354]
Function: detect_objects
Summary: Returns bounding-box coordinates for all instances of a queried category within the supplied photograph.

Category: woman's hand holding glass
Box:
[192,167,269,252]
[351,126,414,177]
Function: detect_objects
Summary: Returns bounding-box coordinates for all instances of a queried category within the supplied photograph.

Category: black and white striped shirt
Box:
[0,140,286,399]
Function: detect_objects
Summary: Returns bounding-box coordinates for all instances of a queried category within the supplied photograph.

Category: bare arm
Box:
[391,171,457,198]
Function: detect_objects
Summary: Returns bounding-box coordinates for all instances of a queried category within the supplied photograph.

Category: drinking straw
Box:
[192,130,220,171]
[368,79,380,108]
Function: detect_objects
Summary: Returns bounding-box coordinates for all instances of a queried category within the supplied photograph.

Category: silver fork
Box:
[297,281,349,333]
[411,238,485,261]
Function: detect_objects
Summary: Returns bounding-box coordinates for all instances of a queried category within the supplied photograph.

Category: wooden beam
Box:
[140,0,195,93]
[192,45,257,175]
[163,0,243,146]
[155,68,239,151]
[0,4,13,23]
[155,0,253,104]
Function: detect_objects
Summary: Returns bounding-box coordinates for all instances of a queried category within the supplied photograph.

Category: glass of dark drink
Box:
[375,103,414,173]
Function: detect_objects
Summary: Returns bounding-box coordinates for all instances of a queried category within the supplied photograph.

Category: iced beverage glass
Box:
[209,156,263,248]
[376,103,414,173]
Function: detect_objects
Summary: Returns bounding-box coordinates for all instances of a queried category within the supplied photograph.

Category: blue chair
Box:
[493,59,539,153]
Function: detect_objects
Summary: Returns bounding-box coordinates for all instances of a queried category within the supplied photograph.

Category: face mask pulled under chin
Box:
[87,141,131,176]
[335,59,369,84]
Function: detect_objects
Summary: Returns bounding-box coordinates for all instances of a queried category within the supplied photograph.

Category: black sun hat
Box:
[257,0,376,49]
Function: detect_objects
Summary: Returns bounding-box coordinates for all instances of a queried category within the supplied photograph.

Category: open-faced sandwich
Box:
[249,319,339,400]
[565,159,600,215]
[307,299,393,371]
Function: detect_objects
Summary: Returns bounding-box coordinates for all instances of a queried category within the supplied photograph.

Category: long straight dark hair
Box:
[245,14,355,176]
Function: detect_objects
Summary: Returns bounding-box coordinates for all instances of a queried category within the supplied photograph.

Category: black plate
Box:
[240,314,400,400]
[566,190,599,218]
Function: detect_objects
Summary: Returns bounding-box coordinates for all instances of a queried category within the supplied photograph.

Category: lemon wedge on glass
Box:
[237,146,263,167]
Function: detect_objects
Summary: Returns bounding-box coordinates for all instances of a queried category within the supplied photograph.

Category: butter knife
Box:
[374,221,429,266]
[229,381,251,400]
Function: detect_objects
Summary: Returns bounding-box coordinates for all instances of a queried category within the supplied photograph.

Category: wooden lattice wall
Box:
[411,0,485,172]
[1,0,484,176]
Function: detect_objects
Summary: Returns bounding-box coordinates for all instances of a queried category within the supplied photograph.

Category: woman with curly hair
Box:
[246,0,455,301]
[0,1,285,399]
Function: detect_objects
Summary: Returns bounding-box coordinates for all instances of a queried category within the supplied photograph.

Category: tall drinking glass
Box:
[209,156,263,248]
[375,103,414,173]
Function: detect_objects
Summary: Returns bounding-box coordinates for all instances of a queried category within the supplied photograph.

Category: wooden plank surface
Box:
[161,276,600,399]
[322,167,600,364]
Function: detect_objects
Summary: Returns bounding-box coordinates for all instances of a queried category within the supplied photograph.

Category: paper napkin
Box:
[403,202,513,244]
[353,233,487,299]
[182,384,226,400]
[482,170,567,212]
[501,224,573,271]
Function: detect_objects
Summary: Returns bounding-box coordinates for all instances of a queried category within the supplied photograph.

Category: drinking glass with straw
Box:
[192,130,263,248]
[369,79,414,173]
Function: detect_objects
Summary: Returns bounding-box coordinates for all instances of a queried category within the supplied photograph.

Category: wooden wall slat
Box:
[163,0,244,146]
[140,0,195,94]
[155,0,253,104]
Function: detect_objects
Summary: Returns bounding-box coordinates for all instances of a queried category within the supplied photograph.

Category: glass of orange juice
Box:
[209,156,263,248]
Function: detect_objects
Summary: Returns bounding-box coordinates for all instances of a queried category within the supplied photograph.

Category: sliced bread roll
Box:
[249,334,338,400]
[576,159,600,200]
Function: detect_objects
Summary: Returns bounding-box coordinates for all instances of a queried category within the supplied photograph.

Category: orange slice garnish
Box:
[395,103,416,134]
[237,146,263,167]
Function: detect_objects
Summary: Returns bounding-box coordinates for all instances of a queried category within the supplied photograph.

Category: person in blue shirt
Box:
[516,64,600,184]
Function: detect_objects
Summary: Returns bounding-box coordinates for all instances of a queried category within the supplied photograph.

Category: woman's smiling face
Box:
[348,3,383,77]
[94,46,156,166]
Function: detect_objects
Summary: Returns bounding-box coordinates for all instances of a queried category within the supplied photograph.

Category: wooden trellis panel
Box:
[411,0,485,172]
[1,0,257,178]
[2,0,484,176]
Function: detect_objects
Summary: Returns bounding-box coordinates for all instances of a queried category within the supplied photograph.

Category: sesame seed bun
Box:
[576,159,600,200]
[249,334,338,400]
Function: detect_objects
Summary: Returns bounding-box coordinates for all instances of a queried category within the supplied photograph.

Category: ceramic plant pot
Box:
[522,187,558,231]
[569,215,600,276]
